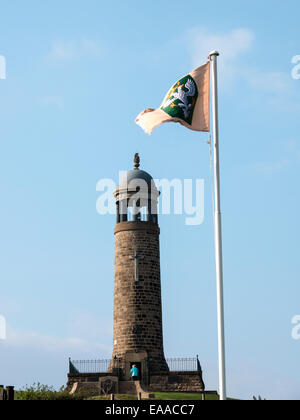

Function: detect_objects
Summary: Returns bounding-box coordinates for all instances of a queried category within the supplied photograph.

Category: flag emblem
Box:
[161,75,198,125]
[135,62,210,135]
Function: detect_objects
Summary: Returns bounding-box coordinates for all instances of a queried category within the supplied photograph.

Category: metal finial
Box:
[208,50,220,59]
[134,153,140,170]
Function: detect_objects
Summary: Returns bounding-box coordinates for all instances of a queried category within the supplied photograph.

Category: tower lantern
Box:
[115,153,159,225]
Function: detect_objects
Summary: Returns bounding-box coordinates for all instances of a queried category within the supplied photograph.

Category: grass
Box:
[152,392,219,400]
[89,394,138,400]
[89,392,222,401]
[14,384,234,401]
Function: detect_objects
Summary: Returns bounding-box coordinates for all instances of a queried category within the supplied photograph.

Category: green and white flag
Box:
[135,62,210,135]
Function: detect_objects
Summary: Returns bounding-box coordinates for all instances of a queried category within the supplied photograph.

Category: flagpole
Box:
[208,50,227,401]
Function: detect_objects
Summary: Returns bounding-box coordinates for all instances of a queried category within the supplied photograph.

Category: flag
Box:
[135,62,210,135]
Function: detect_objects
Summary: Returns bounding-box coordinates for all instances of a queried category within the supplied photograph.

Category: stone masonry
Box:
[110,221,169,375]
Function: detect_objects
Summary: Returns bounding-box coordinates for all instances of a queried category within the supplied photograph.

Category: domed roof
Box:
[120,169,154,188]
[115,154,160,201]
[119,153,156,189]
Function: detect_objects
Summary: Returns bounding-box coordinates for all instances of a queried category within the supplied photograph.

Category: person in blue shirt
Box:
[130,364,139,381]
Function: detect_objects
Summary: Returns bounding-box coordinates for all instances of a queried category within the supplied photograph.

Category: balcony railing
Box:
[69,357,200,374]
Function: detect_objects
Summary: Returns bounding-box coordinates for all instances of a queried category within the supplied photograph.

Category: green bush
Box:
[15,383,92,401]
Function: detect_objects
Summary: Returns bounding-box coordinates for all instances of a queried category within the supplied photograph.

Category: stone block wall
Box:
[111,222,168,375]
[67,372,205,395]
[148,372,205,393]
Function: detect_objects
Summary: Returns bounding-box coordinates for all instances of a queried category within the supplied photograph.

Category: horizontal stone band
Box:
[114,221,160,235]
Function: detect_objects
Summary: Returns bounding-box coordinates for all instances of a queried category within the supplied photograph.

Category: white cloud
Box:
[66,313,113,342]
[187,27,299,112]
[0,320,112,388]
[252,139,300,175]
[0,326,110,389]
[245,68,300,112]
[253,159,289,176]
[187,27,255,85]
[5,326,110,355]
[45,38,104,64]
[247,70,292,95]
[189,27,254,61]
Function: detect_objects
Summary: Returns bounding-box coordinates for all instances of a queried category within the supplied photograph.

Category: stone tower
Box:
[110,154,169,381]
[67,154,206,394]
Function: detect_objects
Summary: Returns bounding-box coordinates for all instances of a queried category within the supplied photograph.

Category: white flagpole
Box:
[208,50,227,401]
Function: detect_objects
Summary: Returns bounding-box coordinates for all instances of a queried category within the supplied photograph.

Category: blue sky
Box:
[0,0,300,400]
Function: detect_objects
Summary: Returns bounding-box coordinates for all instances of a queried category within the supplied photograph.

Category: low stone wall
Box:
[67,371,205,395]
[67,373,120,396]
[148,371,205,393]
[68,372,111,385]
